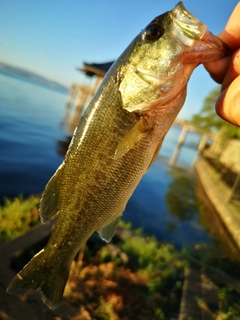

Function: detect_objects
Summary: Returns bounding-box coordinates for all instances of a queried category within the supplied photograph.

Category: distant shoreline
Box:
[0,62,69,93]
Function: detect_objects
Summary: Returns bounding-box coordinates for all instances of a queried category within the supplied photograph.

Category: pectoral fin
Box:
[114,117,149,160]
[98,216,122,243]
[39,163,65,223]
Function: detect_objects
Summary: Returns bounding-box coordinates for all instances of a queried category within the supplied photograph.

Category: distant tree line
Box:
[187,87,240,140]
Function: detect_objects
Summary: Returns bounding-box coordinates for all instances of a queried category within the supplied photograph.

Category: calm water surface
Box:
[0,71,66,198]
[0,70,237,254]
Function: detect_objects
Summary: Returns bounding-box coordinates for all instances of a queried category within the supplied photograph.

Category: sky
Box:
[0,0,238,119]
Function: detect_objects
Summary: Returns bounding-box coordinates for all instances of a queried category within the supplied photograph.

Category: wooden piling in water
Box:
[62,86,78,124]
[169,122,215,167]
[169,126,188,166]
[62,61,114,134]
[62,84,96,134]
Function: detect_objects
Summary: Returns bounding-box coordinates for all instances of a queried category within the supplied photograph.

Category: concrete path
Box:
[179,264,240,320]
[179,158,240,320]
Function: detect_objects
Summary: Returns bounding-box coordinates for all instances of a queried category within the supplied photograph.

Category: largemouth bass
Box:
[7,2,227,309]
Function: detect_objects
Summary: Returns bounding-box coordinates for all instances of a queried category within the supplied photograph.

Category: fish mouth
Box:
[171,1,229,62]
[171,1,207,45]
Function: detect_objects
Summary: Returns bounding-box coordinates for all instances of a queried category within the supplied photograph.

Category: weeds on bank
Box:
[0,195,40,243]
[66,226,185,319]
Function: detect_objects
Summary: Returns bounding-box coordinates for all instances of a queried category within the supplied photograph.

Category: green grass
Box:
[0,195,40,243]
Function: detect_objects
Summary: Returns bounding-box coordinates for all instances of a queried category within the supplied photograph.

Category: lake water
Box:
[0,69,234,252]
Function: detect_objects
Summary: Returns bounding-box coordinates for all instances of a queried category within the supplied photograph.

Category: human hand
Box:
[204,2,240,126]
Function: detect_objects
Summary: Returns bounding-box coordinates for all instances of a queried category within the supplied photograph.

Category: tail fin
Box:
[7,249,70,309]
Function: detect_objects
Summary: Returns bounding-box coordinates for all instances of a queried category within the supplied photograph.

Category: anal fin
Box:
[98,216,122,243]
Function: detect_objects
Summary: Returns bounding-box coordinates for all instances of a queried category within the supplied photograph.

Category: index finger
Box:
[204,2,240,83]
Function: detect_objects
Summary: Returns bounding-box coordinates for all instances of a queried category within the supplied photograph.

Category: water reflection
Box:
[124,160,211,248]
[163,164,240,276]
[195,174,240,262]
[165,167,199,221]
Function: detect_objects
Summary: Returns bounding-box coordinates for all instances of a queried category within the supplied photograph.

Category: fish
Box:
[7,1,228,309]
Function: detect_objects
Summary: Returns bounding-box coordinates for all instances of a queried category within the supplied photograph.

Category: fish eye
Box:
[144,23,164,41]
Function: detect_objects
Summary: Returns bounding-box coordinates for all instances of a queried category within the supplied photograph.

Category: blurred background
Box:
[0,1,240,319]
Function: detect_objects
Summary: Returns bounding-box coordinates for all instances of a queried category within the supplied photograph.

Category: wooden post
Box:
[62,86,77,124]
[198,134,209,153]
[227,172,240,203]
[192,134,209,165]
[169,126,188,166]
[92,75,104,91]
[67,87,87,132]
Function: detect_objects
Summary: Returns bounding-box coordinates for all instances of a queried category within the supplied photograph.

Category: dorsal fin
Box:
[39,163,65,223]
